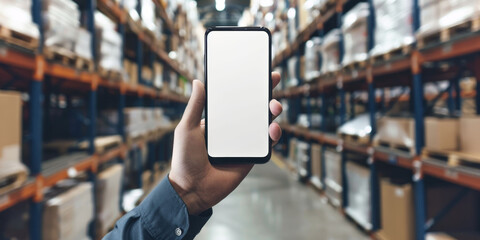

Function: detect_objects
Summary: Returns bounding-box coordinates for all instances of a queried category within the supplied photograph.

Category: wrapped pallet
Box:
[418,0,480,37]
[43,182,94,240]
[378,179,414,240]
[374,117,415,153]
[345,161,371,230]
[321,29,341,74]
[324,149,342,207]
[0,91,28,194]
[96,164,124,238]
[371,0,414,56]
[341,3,369,66]
[95,11,122,73]
[287,57,299,87]
[337,113,372,142]
[0,1,39,40]
[296,141,310,177]
[304,37,322,81]
[287,8,297,43]
[43,0,80,51]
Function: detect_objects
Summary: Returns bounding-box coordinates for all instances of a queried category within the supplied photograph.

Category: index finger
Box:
[272,72,280,89]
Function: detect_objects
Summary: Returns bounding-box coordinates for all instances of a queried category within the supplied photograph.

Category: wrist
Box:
[168,175,208,216]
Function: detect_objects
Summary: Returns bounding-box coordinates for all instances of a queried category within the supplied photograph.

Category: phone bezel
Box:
[204,26,272,164]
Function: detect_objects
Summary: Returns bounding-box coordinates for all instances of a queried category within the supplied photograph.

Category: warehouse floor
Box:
[196,156,369,240]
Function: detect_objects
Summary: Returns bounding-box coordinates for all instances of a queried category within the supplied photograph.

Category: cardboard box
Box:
[425,117,459,151]
[377,179,414,240]
[0,91,21,163]
[375,117,415,150]
[0,91,28,186]
[43,182,93,240]
[96,164,124,238]
[288,138,297,165]
[311,144,322,179]
[459,117,480,154]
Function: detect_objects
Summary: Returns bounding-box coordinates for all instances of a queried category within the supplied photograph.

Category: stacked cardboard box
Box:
[295,141,310,177]
[123,60,139,84]
[0,91,28,193]
[96,164,124,238]
[43,182,94,240]
[341,3,369,66]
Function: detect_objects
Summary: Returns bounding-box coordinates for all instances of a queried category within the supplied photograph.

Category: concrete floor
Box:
[196,159,370,240]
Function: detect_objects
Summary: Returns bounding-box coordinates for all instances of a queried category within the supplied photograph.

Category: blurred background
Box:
[0,0,480,239]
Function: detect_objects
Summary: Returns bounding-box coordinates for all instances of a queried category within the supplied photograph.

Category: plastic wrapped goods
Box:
[141,0,157,32]
[324,149,342,207]
[371,0,414,56]
[418,0,480,37]
[345,161,371,230]
[342,3,369,66]
[304,37,322,81]
[95,11,122,72]
[321,29,341,74]
[43,182,94,240]
[337,113,372,139]
[374,117,415,151]
[75,28,92,60]
[287,57,299,87]
[96,164,124,238]
[43,0,81,51]
[0,1,39,39]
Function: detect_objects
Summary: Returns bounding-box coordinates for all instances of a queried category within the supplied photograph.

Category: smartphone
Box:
[205,26,272,164]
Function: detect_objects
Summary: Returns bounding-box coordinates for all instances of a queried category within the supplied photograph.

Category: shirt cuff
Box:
[138,175,212,239]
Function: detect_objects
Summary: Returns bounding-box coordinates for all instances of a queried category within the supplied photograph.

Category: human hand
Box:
[169,72,283,215]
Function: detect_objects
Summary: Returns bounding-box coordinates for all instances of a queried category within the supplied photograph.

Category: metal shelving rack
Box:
[274,0,480,239]
[0,0,195,239]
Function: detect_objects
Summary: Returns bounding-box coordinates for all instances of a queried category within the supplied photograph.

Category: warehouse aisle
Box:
[196,157,369,240]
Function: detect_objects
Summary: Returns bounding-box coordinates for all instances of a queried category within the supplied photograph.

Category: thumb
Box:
[181,80,205,128]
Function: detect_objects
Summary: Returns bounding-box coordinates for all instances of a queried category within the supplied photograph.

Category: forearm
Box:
[104,175,212,240]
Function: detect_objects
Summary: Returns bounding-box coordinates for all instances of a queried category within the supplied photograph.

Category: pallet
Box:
[0,25,38,50]
[371,45,412,64]
[99,67,122,81]
[75,56,94,72]
[417,17,480,48]
[374,140,415,155]
[44,47,76,67]
[0,170,28,195]
[78,135,123,154]
[422,148,480,168]
[339,133,370,145]
[343,60,367,71]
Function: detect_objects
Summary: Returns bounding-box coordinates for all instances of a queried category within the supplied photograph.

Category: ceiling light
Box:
[216,0,225,11]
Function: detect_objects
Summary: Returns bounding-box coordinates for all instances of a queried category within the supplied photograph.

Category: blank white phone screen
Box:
[207,30,270,158]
